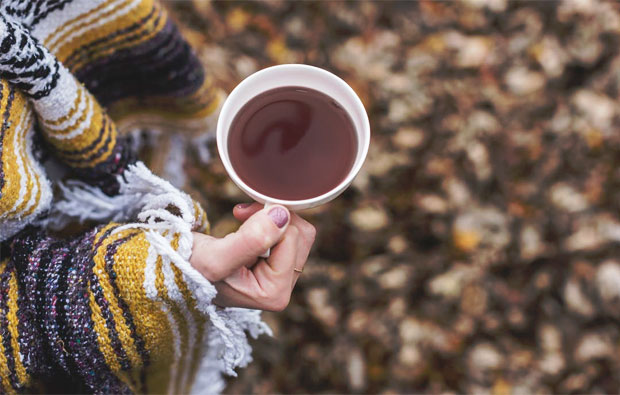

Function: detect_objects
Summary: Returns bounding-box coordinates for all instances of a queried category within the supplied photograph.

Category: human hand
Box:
[190,203,316,311]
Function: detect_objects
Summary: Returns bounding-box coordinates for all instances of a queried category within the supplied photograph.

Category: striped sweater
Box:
[0,1,268,393]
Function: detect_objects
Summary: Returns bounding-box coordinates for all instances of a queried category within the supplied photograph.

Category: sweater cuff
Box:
[47,162,271,394]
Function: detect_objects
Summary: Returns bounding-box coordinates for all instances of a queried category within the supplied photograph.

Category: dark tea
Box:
[228,86,358,200]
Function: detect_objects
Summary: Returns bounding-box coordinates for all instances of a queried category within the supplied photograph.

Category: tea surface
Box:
[228,86,357,200]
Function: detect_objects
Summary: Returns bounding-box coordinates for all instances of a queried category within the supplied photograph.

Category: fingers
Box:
[248,225,301,310]
[212,268,268,310]
[233,203,263,222]
[235,203,316,246]
[192,205,291,281]
[193,203,317,311]
[220,224,312,310]
[257,225,300,277]
[287,216,314,284]
[228,207,316,286]
[213,227,302,311]
[290,214,316,249]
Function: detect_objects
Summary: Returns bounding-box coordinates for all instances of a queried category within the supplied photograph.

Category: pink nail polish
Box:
[268,207,289,228]
[236,203,252,209]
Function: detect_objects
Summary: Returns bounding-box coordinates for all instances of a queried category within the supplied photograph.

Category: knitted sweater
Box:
[0,1,268,393]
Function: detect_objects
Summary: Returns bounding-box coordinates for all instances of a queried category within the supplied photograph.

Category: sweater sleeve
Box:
[1,188,268,394]
[0,1,225,193]
[0,0,225,137]
[4,222,202,394]
[0,12,134,195]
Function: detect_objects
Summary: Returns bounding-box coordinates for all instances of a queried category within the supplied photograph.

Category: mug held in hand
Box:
[217,64,371,256]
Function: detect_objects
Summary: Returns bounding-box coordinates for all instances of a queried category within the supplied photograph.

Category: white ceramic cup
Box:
[216,64,370,211]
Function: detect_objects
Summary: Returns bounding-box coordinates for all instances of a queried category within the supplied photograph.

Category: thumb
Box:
[192,205,290,281]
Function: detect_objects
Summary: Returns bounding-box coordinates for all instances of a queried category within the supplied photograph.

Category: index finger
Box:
[253,225,300,281]
[233,203,263,221]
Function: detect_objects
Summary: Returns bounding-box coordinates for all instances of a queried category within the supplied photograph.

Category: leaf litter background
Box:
[153,1,620,393]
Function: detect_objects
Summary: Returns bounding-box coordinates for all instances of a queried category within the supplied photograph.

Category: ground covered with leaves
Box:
[160,1,620,393]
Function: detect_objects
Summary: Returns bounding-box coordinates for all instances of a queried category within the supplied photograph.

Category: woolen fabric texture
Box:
[0,1,269,393]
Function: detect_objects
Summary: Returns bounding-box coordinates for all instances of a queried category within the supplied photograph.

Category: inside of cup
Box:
[217,64,370,207]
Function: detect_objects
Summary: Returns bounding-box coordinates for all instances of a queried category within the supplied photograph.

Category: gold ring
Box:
[294,267,304,273]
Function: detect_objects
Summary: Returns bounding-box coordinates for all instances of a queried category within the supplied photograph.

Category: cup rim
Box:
[216,63,370,208]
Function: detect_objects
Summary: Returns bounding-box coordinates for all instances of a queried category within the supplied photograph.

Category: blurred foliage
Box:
[157,0,620,393]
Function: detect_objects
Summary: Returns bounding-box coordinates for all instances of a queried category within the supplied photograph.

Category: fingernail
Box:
[236,203,252,209]
[268,206,289,228]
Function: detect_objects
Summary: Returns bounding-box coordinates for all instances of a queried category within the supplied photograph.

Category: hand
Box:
[190,203,316,311]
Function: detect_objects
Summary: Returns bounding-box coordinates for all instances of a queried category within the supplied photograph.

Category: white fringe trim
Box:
[47,161,271,394]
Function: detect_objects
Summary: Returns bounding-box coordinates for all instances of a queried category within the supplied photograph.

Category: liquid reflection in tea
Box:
[228,86,357,201]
